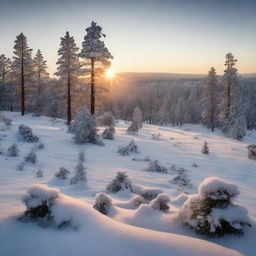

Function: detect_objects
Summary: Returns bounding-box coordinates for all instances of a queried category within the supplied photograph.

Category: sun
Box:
[106,69,115,79]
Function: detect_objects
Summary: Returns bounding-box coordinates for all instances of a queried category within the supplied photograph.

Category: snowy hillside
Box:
[0,111,255,256]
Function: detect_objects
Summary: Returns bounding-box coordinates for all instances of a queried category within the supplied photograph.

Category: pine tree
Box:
[0,54,12,110]
[79,21,113,115]
[11,33,34,115]
[219,53,245,139]
[55,32,81,125]
[201,67,218,131]
[32,49,49,115]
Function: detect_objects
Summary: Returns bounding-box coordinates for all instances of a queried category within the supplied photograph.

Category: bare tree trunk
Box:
[91,58,95,115]
[21,38,25,116]
[67,73,71,125]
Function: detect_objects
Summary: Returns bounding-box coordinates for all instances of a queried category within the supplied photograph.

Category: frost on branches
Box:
[106,171,132,193]
[93,193,113,215]
[179,177,251,237]
[70,108,97,144]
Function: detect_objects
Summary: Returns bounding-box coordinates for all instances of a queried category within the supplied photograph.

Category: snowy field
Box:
[0,111,255,256]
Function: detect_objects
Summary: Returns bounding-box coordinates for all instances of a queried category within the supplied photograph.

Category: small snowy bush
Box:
[7,143,19,157]
[102,127,114,140]
[0,114,12,127]
[192,162,198,168]
[202,141,209,154]
[138,188,163,201]
[152,132,161,140]
[247,145,256,159]
[97,112,115,127]
[179,177,251,237]
[18,124,39,142]
[24,150,38,164]
[106,172,132,193]
[130,195,146,208]
[55,167,70,180]
[36,169,43,178]
[117,139,138,156]
[150,194,170,212]
[93,193,113,215]
[70,150,87,185]
[21,184,59,221]
[171,172,192,190]
[145,160,168,173]
[127,121,139,134]
[70,108,97,144]
[37,142,44,149]
[17,162,25,171]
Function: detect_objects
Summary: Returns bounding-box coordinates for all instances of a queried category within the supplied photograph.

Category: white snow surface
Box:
[0,111,256,256]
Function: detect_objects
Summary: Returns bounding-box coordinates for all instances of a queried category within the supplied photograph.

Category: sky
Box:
[0,0,255,76]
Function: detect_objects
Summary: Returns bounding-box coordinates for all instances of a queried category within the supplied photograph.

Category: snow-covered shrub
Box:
[138,188,163,201]
[37,142,44,149]
[7,143,19,157]
[170,165,189,175]
[117,139,138,156]
[145,160,168,173]
[102,127,114,140]
[106,171,132,193]
[150,193,170,212]
[95,135,105,146]
[55,167,70,180]
[130,195,146,208]
[192,162,198,168]
[36,169,43,178]
[127,121,139,134]
[97,112,115,127]
[247,145,256,159]
[70,108,97,144]
[202,141,209,154]
[24,150,38,164]
[17,162,25,171]
[0,114,12,127]
[70,150,87,185]
[21,184,59,221]
[179,177,251,237]
[93,193,113,215]
[171,173,192,190]
[18,124,39,143]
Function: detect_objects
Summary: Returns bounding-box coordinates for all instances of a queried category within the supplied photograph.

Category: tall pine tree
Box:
[11,33,34,115]
[55,32,81,125]
[201,67,218,131]
[79,21,113,115]
[32,49,49,115]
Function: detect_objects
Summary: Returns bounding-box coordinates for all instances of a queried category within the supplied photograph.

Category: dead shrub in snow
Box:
[93,193,113,215]
[55,167,70,180]
[145,160,168,173]
[247,145,256,159]
[150,194,170,212]
[7,143,19,157]
[18,124,39,143]
[202,141,209,154]
[179,177,251,237]
[106,172,132,193]
[24,150,38,164]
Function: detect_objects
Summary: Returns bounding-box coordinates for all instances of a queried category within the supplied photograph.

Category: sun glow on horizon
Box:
[106,69,115,79]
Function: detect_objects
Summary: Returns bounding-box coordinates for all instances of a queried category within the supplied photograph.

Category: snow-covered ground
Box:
[0,111,255,256]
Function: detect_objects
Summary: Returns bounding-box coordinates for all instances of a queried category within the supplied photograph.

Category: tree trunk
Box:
[91,58,95,115]
[67,73,71,125]
[21,38,25,116]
